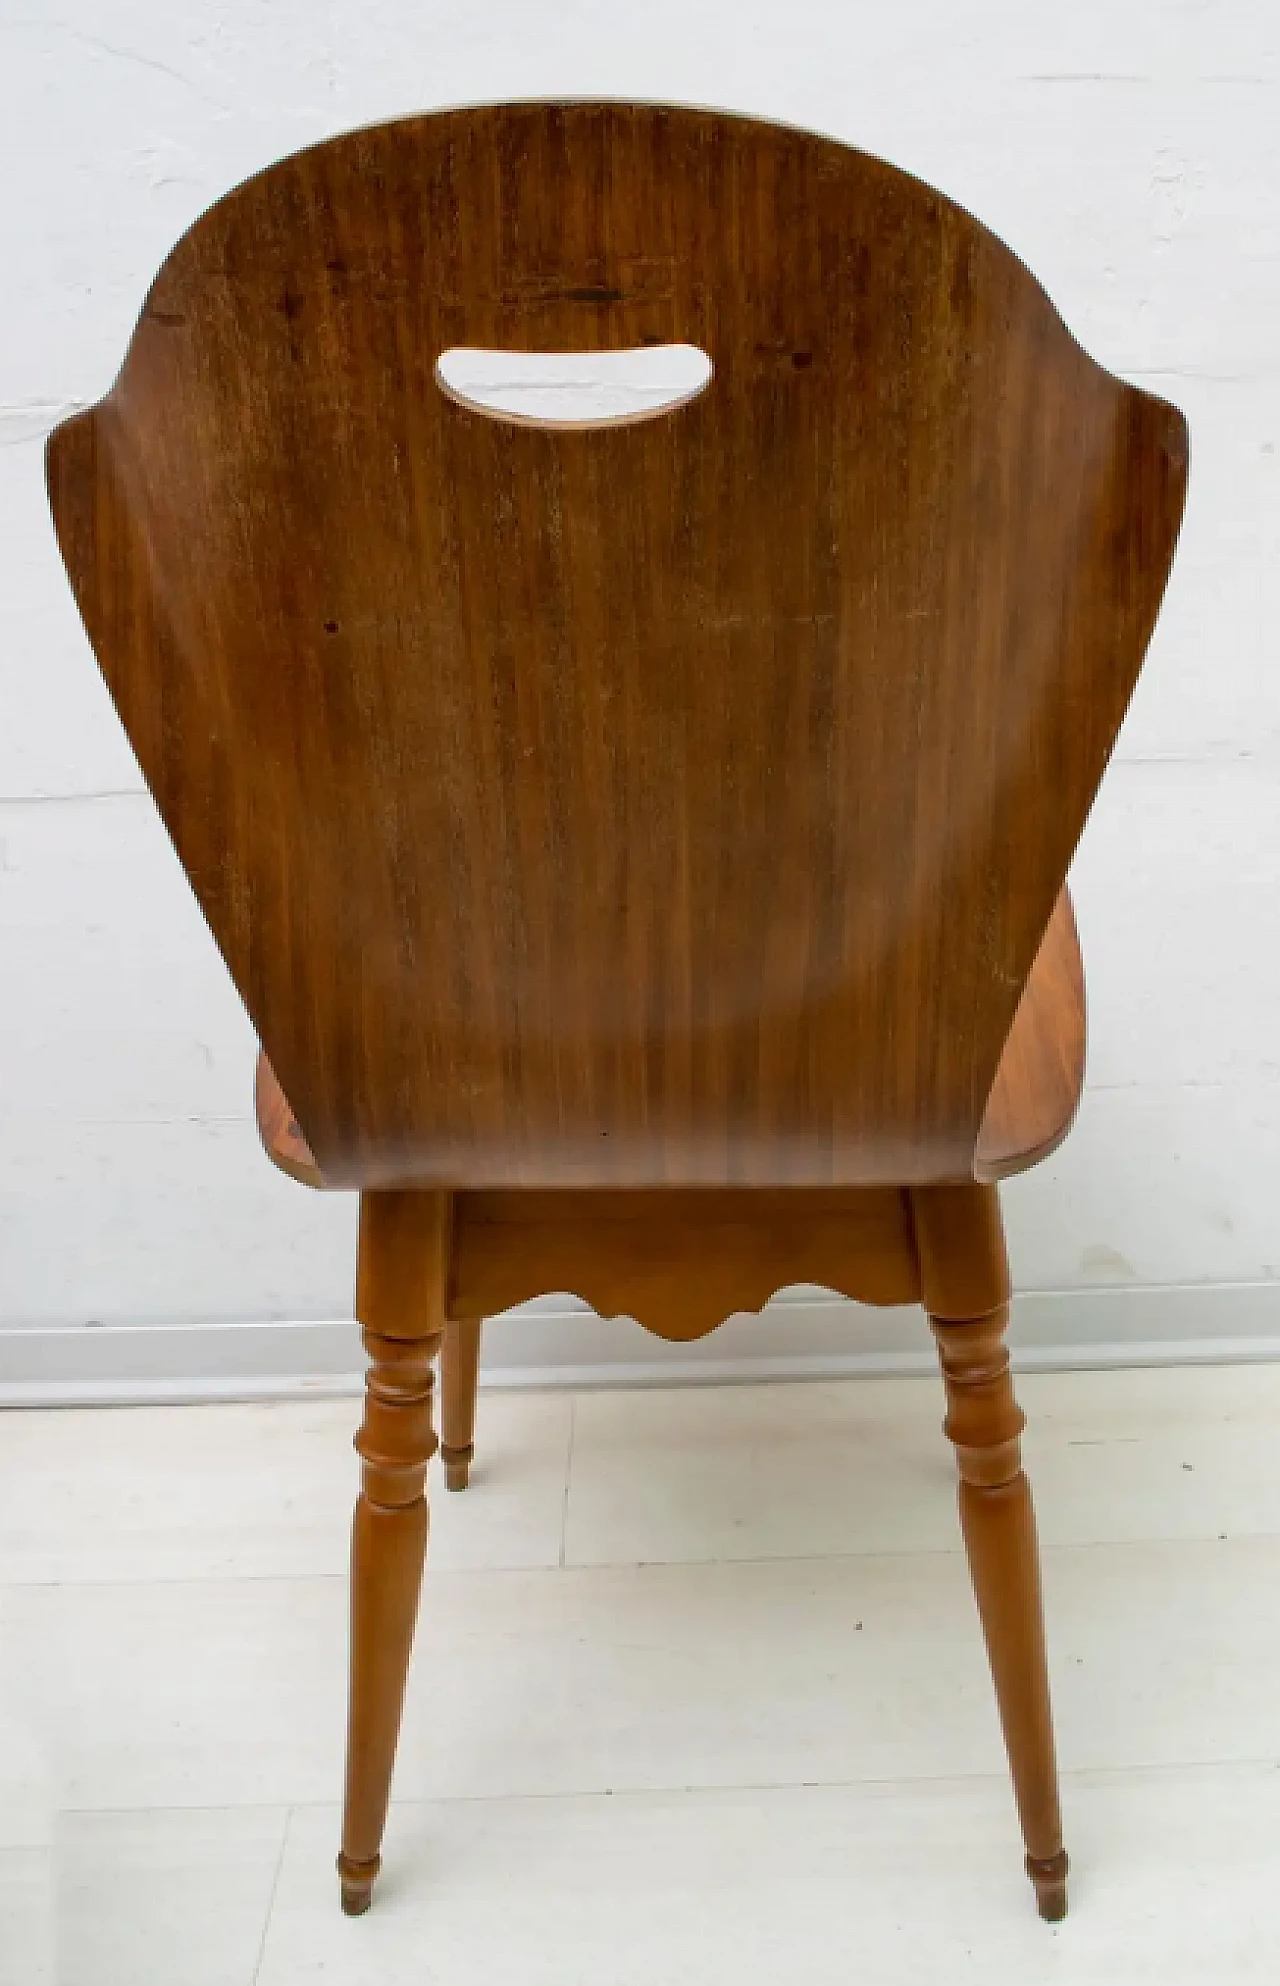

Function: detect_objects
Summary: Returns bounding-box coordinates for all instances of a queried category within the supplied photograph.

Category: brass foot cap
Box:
[441,1444,473,1492]
[1027,1849,1069,1922]
[337,1852,379,1916]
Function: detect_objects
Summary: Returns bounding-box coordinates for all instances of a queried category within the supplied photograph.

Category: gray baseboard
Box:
[3,1281,1280,1406]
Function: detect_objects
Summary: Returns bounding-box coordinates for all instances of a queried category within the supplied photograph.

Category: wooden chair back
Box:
[46,102,1188,1189]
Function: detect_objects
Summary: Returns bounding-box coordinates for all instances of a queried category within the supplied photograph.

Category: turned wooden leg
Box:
[911,1184,1068,1923]
[338,1190,450,1916]
[439,1315,483,1491]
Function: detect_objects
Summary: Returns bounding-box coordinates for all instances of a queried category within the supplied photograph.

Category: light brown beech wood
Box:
[912,1182,1067,1921]
[339,1189,449,1916]
[254,1054,324,1189]
[448,1187,918,1339]
[46,102,1188,1922]
[438,1317,483,1490]
[976,889,1085,1182]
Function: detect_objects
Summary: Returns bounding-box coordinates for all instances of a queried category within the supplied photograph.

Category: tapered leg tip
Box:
[441,1444,472,1491]
[1027,1850,1069,1922]
[1035,1881,1068,1922]
[337,1853,379,1915]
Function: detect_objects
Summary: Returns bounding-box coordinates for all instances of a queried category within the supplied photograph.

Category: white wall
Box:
[2,2,1278,1390]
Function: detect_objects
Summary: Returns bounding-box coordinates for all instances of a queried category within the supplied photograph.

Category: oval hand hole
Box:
[435,344,712,428]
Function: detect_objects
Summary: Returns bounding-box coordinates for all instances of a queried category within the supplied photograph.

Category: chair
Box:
[45,101,1187,1922]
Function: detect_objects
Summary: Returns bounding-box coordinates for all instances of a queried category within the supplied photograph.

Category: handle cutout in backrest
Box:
[435,344,713,428]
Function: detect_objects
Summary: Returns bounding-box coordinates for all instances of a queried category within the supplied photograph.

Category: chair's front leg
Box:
[912,1184,1068,1922]
[338,1190,450,1915]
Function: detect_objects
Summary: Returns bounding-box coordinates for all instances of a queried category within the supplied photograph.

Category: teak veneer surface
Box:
[47,102,1187,1193]
[255,878,1087,1191]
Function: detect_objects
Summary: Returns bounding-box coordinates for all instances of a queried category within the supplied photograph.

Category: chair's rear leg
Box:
[439,1316,483,1490]
[911,1185,1068,1922]
[338,1190,449,1915]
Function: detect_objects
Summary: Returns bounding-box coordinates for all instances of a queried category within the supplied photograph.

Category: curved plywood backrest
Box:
[46,102,1188,1190]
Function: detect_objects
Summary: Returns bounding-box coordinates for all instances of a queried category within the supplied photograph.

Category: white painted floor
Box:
[4,1363,1280,1982]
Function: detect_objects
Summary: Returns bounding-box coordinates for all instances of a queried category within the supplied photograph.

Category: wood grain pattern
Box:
[255,881,1086,1191]
[47,102,1186,1192]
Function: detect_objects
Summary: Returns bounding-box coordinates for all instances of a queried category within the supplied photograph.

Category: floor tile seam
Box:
[249,1808,291,1986]
[43,1754,1280,1825]
[6,1525,1280,1593]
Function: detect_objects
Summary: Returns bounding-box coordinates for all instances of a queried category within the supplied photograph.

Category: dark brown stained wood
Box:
[47,102,1187,1193]
[255,883,1086,1192]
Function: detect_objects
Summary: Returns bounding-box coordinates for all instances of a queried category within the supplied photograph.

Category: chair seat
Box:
[257,888,1084,1192]
[974,885,1085,1181]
